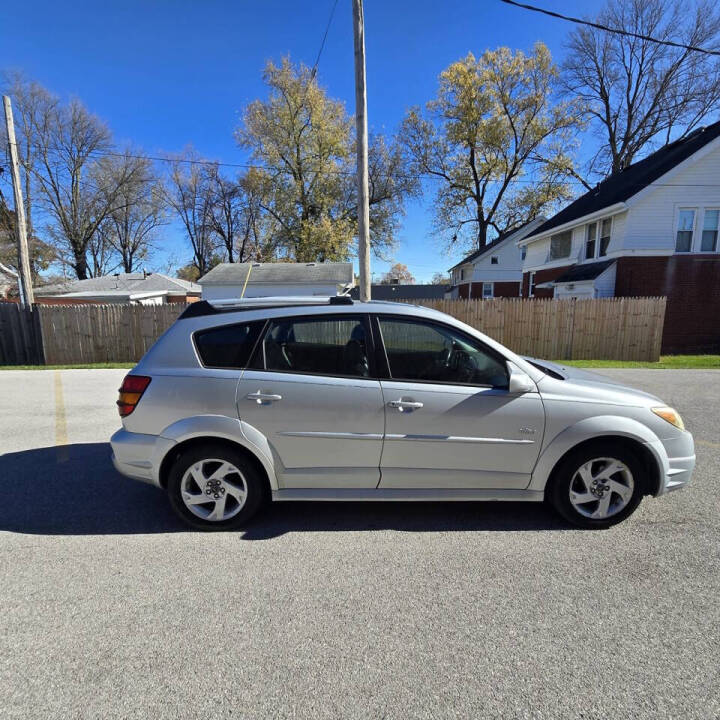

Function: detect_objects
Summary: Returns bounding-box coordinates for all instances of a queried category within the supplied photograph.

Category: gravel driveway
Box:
[0,368,718,719]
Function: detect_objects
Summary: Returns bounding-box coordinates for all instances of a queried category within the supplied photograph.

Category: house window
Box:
[482,282,493,298]
[491,256,498,265]
[585,223,596,259]
[701,209,719,252]
[675,209,696,252]
[521,246,527,261]
[585,218,612,259]
[549,231,572,260]
[529,272,536,297]
[599,218,612,256]
[459,268,465,281]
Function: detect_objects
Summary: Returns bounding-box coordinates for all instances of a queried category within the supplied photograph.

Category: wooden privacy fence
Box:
[0,303,44,365]
[407,297,667,362]
[0,296,667,365]
[38,303,185,365]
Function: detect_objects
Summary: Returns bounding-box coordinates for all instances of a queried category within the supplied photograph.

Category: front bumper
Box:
[648,431,696,496]
[110,428,175,487]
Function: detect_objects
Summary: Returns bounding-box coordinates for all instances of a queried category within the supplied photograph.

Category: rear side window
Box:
[255,315,370,378]
[194,321,265,369]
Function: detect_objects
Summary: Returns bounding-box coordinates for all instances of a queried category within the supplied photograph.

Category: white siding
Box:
[623,144,720,252]
[470,238,524,282]
[594,262,617,297]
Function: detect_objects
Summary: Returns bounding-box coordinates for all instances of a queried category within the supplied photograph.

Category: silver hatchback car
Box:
[111,296,695,530]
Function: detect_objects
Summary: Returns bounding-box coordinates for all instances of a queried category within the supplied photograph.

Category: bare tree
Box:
[165,151,217,277]
[563,0,720,177]
[30,98,144,278]
[1,72,58,276]
[96,151,166,273]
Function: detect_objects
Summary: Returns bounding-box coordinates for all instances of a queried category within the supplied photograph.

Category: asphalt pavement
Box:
[0,368,718,719]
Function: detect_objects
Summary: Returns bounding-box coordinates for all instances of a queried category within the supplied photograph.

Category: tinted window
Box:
[195,321,264,368]
[379,318,508,387]
[258,316,369,377]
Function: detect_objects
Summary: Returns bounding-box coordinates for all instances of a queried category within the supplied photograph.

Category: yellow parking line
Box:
[54,370,69,461]
[696,439,720,449]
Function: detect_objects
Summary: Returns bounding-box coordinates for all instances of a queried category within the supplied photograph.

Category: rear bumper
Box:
[110,428,174,488]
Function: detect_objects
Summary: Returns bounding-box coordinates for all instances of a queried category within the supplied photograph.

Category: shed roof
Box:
[350,284,451,300]
[199,262,354,286]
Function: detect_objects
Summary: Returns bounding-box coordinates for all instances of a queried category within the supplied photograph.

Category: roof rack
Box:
[179,295,354,319]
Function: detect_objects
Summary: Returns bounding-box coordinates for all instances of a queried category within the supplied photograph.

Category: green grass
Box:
[558,355,720,369]
[0,362,134,370]
[2,355,719,371]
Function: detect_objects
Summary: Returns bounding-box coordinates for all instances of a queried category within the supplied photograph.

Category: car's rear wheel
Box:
[548,443,646,529]
[167,444,266,530]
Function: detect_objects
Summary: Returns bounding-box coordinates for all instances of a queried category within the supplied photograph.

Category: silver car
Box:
[110,296,695,530]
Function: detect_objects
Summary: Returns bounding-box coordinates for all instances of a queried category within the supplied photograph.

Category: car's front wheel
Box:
[167,444,266,530]
[548,443,646,529]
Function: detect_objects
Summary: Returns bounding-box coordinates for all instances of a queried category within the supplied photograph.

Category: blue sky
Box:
[1,0,599,281]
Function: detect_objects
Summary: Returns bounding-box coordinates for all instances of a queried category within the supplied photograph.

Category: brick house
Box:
[448,218,546,299]
[518,120,720,353]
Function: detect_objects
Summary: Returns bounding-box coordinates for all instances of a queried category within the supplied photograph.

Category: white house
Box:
[198,262,354,300]
[34,272,201,305]
[517,119,720,352]
[448,218,546,299]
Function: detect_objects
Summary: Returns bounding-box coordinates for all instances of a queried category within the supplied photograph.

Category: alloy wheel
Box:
[568,457,635,520]
[180,458,248,522]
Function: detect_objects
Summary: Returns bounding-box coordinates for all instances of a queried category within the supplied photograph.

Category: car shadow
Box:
[0,443,569,537]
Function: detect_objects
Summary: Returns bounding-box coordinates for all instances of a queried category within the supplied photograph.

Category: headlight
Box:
[651,406,685,431]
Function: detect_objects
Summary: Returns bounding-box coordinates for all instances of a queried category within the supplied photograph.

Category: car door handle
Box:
[388,399,424,412]
[246,391,283,404]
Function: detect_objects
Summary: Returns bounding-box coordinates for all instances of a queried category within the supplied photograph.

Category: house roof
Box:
[349,284,451,301]
[553,260,615,284]
[35,272,201,297]
[448,217,546,271]
[199,262,354,286]
[530,120,720,238]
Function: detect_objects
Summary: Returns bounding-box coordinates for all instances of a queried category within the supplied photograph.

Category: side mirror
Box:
[507,362,537,394]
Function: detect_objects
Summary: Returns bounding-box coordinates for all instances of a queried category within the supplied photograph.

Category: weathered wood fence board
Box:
[1,297,667,365]
[38,303,186,365]
[402,297,667,362]
[0,303,44,365]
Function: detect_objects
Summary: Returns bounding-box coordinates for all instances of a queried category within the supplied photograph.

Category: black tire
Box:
[167,443,267,531]
[547,442,646,529]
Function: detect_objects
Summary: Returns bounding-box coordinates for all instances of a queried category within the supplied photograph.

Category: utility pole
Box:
[2,95,34,308]
[352,0,371,302]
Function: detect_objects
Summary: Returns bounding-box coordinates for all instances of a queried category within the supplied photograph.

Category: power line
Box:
[310,0,340,80]
[499,0,720,57]
[83,150,720,189]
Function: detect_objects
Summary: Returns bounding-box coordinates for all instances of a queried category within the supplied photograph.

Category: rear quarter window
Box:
[194,321,265,369]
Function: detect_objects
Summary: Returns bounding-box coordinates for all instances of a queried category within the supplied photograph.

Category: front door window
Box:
[378,317,508,387]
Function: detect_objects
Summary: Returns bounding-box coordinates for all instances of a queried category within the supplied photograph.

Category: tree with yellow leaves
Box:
[236,58,417,263]
[402,44,583,252]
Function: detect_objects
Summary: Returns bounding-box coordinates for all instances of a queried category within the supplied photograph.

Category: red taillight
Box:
[117,375,151,417]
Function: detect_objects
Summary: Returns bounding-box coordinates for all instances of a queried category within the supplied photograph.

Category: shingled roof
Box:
[449,217,546,271]
[529,120,720,238]
[35,272,201,296]
[553,259,615,284]
[199,262,354,286]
